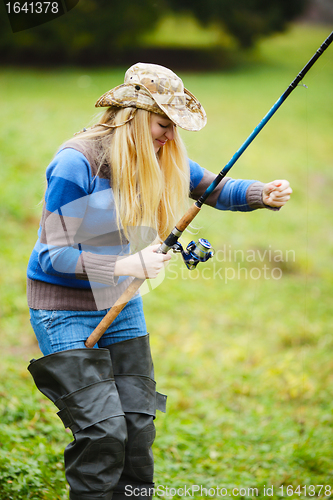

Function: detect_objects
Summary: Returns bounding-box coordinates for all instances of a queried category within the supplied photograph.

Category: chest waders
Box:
[28,334,166,500]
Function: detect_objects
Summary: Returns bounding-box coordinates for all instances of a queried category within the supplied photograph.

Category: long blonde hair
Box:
[73,107,190,241]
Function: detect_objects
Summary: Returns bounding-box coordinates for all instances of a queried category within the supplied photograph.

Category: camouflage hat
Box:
[95,62,207,132]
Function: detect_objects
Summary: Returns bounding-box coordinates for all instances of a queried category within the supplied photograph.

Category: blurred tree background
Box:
[0,0,314,68]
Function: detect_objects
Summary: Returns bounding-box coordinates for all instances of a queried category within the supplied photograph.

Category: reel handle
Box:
[173,238,214,270]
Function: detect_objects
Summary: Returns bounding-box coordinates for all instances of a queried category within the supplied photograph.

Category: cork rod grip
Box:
[176,203,201,231]
[85,278,145,348]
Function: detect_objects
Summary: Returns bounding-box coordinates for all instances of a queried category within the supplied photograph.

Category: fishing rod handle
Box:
[85,202,201,347]
[85,277,145,348]
[176,202,201,231]
[159,202,201,253]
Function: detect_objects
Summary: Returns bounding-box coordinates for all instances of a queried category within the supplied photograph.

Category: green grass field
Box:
[0,24,333,499]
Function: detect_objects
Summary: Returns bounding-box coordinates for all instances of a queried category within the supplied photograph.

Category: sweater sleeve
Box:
[189,159,278,212]
[37,148,120,286]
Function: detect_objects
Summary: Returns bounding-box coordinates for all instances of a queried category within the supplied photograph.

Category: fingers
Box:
[272,179,292,193]
[145,244,172,261]
[263,179,292,207]
[115,244,172,279]
[136,244,172,279]
[265,179,292,194]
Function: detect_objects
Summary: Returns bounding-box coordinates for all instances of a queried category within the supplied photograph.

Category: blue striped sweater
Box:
[27,139,268,312]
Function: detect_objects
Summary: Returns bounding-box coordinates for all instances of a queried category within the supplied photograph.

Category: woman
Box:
[27,63,292,500]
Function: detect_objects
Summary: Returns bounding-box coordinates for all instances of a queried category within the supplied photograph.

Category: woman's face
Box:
[150,114,175,153]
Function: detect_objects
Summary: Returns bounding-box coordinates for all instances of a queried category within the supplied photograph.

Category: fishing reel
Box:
[172,238,214,270]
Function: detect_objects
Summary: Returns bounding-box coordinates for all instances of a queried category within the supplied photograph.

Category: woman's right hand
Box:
[114,244,171,279]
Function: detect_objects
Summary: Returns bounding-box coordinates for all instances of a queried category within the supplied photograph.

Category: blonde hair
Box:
[73,107,190,242]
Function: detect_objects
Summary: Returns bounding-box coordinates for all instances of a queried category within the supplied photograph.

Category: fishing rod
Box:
[85,30,333,348]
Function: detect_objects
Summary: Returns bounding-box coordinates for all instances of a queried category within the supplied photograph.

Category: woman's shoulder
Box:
[46,145,91,183]
[58,139,101,176]
[49,138,110,182]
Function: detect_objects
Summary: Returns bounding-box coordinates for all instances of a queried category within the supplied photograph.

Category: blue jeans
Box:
[29,299,147,355]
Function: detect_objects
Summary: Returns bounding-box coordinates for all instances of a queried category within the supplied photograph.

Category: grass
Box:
[1,23,333,499]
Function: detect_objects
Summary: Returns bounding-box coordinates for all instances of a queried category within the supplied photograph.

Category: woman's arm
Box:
[189,159,292,211]
[38,148,170,284]
[37,148,123,286]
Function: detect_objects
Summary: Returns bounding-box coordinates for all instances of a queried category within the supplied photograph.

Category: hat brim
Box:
[95,83,206,132]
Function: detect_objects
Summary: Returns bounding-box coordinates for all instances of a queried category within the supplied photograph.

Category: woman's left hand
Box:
[263,179,292,208]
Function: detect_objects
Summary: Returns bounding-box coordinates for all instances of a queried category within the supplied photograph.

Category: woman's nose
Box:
[165,125,174,141]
